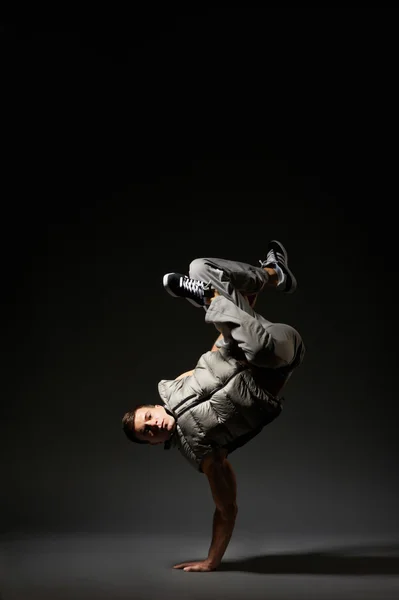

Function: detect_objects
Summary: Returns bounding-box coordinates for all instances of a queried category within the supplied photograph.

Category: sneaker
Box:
[163,273,213,307]
[259,240,297,294]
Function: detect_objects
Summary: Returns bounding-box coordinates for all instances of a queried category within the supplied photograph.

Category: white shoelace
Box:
[263,249,285,265]
[180,276,204,296]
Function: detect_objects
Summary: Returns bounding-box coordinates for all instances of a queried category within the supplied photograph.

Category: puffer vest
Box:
[158,347,283,471]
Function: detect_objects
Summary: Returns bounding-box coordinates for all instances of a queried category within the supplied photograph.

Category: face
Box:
[134,405,176,445]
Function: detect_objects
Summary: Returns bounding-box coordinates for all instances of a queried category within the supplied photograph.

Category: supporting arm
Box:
[201,450,238,569]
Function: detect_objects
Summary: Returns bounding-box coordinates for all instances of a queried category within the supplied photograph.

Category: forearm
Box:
[205,457,238,568]
[207,508,237,568]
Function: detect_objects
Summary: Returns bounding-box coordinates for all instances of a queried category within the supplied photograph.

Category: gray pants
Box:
[189,257,305,371]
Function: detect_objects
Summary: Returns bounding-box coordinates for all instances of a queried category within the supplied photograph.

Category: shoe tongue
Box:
[267,250,276,262]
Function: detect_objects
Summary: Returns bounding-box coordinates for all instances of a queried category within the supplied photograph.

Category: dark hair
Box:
[122,404,155,445]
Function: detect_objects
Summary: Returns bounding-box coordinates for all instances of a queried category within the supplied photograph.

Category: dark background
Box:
[2,8,398,540]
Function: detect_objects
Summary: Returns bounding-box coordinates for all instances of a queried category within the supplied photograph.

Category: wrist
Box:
[205,557,220,570]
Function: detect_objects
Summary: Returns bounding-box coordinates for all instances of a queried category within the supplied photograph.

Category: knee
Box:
[189,258,209,280]
[245,339,276,368]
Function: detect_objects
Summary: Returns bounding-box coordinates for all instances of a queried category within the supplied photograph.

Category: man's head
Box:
[122,404,176,445]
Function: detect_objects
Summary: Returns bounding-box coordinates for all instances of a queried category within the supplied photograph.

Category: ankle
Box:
[205,289,220,306]
[264,267,279,287]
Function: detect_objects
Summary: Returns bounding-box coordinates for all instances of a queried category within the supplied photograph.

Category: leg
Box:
[189,257,302,369]
[189,257,273,314]
[205,294,302,369]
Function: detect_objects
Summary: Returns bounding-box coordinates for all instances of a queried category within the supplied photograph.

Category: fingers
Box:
[173,561,213,572]
[173,563,188,569]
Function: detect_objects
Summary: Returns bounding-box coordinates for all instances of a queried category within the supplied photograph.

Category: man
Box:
[122,240,305,572]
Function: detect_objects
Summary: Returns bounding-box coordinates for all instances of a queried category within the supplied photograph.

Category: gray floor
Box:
[1,533,399,600]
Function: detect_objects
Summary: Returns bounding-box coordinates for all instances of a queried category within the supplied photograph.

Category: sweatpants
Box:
[189,257,305,371]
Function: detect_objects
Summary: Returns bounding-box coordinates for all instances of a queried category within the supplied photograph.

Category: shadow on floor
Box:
[217,543,399,575]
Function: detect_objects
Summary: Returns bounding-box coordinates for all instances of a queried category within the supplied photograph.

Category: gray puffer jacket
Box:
[158,346,284,472]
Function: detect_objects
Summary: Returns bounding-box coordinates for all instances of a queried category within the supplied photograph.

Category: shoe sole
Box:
[269,240,297,294]
[163,273,203,307]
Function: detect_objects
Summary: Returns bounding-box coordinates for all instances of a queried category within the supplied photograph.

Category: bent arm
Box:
[201,450,238,568]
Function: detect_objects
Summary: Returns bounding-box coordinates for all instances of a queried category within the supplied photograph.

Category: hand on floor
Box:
[173,559,218,572]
